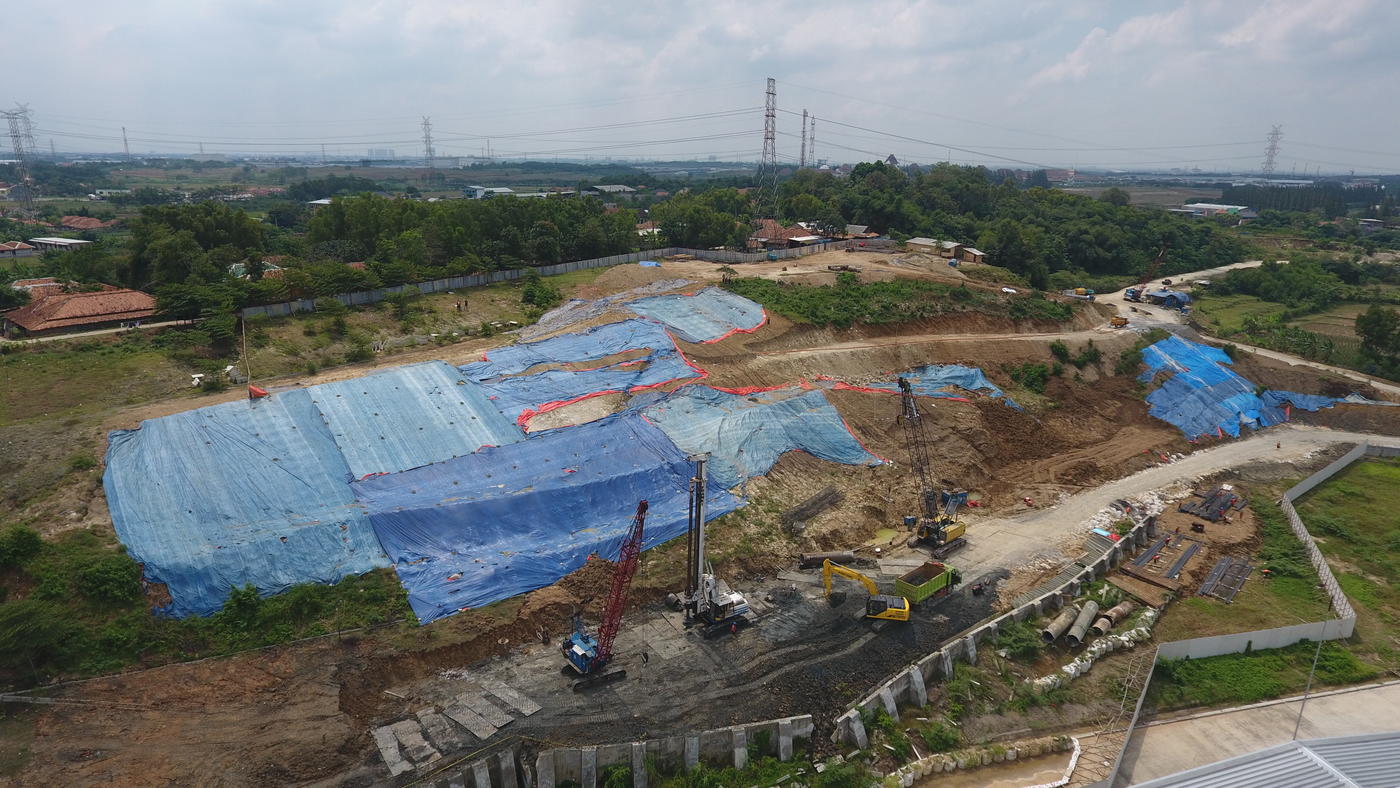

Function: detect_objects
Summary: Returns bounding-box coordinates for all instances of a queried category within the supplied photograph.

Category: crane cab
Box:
[867,594,911,622]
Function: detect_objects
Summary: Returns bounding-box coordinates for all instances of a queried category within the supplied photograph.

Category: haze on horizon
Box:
[8,0,1400,173]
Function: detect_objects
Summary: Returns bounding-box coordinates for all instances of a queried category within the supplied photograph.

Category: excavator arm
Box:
[822,559,880,597]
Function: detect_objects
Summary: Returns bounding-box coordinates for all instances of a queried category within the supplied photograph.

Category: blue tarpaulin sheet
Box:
[852,364,1023,410]
[308,362,524,478]
[1139,335,1337,438]
[642,385,883,488]
[104,391,389,617]
[460,319,676,380]
[480,350,701,427]
[639,260,661,267]
[353,413,740,623]
[627,287,767,343]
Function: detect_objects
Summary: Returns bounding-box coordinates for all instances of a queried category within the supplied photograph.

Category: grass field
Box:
[1296,457,1400,669]
[1191,293,1289,334]
[1291,303,1371,339]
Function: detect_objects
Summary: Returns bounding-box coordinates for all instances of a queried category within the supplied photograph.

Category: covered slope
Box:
[309,361,524,478]
[626,287,767,343]
[1139,335,1337,439]
[104,391,389,617]
[642,385,884,488]
[353,413,741,623]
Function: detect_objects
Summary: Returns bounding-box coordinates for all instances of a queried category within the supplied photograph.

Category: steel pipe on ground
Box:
[1066,601,1100,647]
[1090,617,1114,636]
[1040,604,1080,643]
[799,551,856,568]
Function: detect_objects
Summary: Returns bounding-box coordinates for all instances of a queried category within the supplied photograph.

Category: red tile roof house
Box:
[2,279,158,338]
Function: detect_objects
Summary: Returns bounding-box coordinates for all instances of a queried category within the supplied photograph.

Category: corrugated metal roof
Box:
[1135,731,1400,788]
[1303,732,1400,788]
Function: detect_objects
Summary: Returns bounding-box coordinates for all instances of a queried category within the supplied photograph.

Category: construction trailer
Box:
[562,500,649,690]
[681,455,752,637]
[821,559,910,622]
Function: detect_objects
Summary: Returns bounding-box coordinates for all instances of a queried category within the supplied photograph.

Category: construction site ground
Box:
[4,255,1400,788]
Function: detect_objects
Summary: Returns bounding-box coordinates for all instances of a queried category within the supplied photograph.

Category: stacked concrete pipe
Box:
[1065,601,1100,647]
[1091,601,1137,636]
[1040,604,1080,643]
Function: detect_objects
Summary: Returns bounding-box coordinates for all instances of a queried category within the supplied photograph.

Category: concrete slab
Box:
[1119,681,1400,785]
[456,691,515,728]
[389,718,442,767]
[535,751,556,788]
[372,725,414,777]
[471,760,491,788]
[497,750,518,788]
[444,700,499,741]
[484,682,542,716]
[417,708,472,755]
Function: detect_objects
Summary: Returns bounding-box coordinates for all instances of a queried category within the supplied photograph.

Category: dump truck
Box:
[1110,315,1129,328]
[894,561,961,605]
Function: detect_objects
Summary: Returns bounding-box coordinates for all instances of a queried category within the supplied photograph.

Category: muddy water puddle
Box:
[913,751,1071,788]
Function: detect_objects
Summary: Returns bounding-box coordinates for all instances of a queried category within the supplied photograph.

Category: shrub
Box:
[521,270,562,309]
[77,554,143,603]
[1049,340,1071,362]
[0,524,43,567]
[919,721,961,753]
[0,599,82,675]
[344,340,374,363]
[1115,346,1144,376]
[1071,341,1102,368]
[994,620,1042,662]
[1008,362,1050,394]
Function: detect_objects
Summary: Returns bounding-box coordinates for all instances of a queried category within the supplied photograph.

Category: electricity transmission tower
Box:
[809,115,816,166]
[3,104,37,210]
[1262,124,1282,175]
[421,116,435,186]
[799,108,808,168]
[758,78,778,218]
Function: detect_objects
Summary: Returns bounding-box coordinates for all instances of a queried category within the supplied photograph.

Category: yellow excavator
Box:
[822,559,911,622]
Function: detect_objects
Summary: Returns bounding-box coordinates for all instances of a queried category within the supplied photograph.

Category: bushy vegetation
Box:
[1007,362,1051,394]
[1151,640,1377,709]
[993,620,1043,662]
[0,526,411,686]
[722,277,1077,329]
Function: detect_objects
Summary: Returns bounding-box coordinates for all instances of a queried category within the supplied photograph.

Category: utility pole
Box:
[1262,124,1282,176]
[199,141,205,156]
[799,108,808,168]
[758,77,778,219]
[49,139,56,159]
[421,116,434,185]
[122,126,131,161]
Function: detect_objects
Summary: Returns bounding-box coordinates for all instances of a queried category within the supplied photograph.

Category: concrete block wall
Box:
[533,714,812,788]
[833,517,1154,746]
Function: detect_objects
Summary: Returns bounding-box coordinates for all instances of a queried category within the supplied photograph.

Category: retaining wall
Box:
[239,240,894,319]
[532,714,813,788]
[833,517,1157,748]
[1101,441,1399,787]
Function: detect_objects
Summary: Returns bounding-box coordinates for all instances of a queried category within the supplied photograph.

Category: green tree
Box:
[1356,304,1400,359]
[1100,187,1131,207]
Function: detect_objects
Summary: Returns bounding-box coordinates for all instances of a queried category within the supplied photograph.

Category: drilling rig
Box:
[562,500,648,690]
[681,454,752,637]
[897,377,968,558]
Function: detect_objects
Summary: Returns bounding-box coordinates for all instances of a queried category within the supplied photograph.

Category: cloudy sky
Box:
[10,0,1400,173]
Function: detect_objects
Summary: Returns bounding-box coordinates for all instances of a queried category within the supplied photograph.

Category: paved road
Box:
[1117,680,1400,784]
[952,426,1400,583]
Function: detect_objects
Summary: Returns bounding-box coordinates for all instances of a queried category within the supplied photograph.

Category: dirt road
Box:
[952,426,1400,583]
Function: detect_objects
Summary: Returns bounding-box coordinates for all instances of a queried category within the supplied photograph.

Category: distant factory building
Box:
[28,237,94,253]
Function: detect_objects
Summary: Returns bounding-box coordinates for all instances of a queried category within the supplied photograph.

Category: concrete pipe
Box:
[1090,617,1114,637]
[1102,601,1137,626]
[799,551,856,568]
[1065,601,1100,647]
[1040,604,1080,643]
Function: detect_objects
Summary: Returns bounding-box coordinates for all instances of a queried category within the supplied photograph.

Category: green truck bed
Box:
[895,561,960,604]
